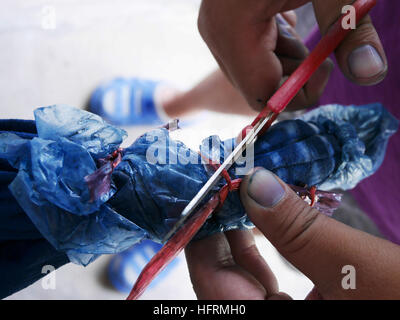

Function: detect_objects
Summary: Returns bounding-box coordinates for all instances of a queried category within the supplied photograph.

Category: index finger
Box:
[185,233,267,300]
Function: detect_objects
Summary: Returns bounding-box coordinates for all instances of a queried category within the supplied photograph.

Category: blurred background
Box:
[2,0,318,300]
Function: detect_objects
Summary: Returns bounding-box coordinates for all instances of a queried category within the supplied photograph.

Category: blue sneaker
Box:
[90,78,170,126]
[107,240,179,293]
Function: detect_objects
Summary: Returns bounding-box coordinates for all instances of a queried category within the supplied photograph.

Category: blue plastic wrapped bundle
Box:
[0,106,146,267]
[0,103,397,275]
[300,104,398,190]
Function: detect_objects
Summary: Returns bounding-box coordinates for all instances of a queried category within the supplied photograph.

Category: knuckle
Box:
[275,200,323,256]
[214,255,236,271]
[235,243,261,261]
[350,21,380,44]
[338,21,381,56]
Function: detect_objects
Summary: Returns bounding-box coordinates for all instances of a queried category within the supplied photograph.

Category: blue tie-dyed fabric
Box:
[0,103,397,298]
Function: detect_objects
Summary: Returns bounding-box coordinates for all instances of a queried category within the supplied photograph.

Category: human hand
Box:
[185,168,400,300]
[198,0,387,111]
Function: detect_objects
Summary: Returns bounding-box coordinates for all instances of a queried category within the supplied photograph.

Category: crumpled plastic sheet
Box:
[0,103,397,265]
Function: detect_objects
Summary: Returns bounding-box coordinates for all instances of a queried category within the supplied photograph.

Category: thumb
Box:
[240,168,400,299]
[312,0,387,86]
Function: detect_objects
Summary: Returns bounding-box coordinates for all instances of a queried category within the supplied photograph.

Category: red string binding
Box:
[127,157,241,300]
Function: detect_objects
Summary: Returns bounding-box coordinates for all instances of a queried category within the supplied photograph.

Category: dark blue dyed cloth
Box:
[0,119,69,299]
[0,103,397,298]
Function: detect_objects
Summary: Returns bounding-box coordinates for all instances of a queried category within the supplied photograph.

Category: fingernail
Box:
[276,14,290,27]
[348,45,385,79]
[278,24,295,38]
[276,14,295,39]
[247,169,285,208]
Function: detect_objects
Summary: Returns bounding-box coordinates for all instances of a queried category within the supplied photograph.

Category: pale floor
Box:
[1,0,318,300]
